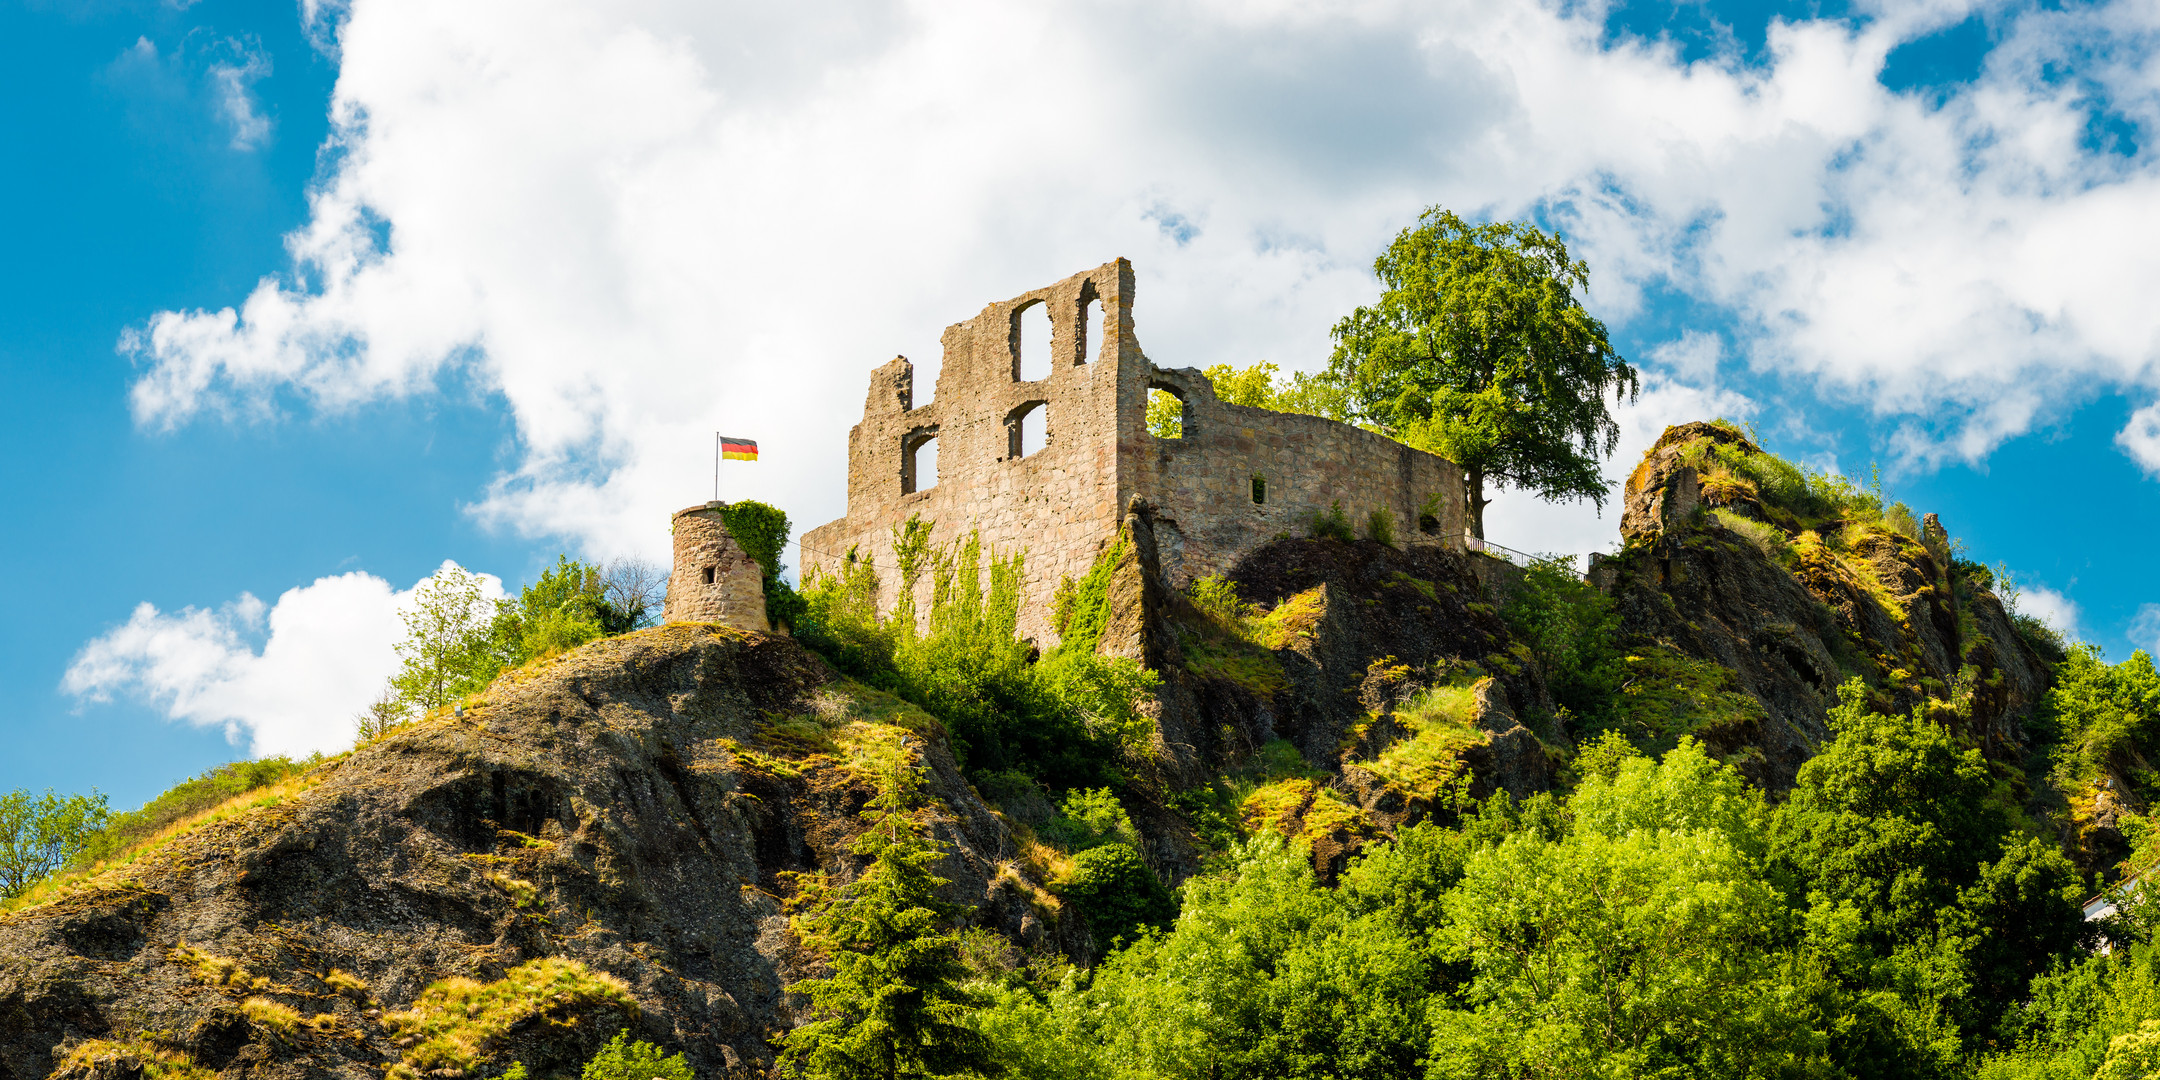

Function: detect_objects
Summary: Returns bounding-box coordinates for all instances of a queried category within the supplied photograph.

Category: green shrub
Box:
[1042,788,1140,852]
[71,759,308,870]
[1885,501,1920,539]
[1057,842,1172,947]
[581,1029,691,1080]
[1365,507,1397,546]
[1311,500,1354,542]
[800,520,1155,787]
[1501,557,1623,723]
[1187,575,1257,634]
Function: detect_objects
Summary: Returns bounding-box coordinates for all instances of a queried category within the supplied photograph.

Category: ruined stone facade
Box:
[801,260,1466,645]
[663,502,770,632]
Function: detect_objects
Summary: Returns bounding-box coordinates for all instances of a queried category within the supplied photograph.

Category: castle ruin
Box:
[800,259,1467,646]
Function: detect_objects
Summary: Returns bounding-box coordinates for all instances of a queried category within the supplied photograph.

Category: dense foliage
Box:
[0,787,110,898]
[1324,207,1639,539]
[966,718,2093,1079]
[781,745,998,1079]
[796,517,1157,790]
[380,554,662,729]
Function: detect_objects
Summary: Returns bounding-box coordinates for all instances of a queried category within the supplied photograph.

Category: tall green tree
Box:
[781,747,996,1080]
[0,788,111,898]
[389,563,499,713]
[1325,207,1638,538]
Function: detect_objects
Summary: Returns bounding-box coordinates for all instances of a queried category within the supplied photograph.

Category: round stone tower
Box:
[663,502,770,631]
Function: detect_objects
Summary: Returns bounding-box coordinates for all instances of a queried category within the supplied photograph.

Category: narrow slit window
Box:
[1252,476,1267,504]
[702,566,716,585]
[1078,294,1100,365]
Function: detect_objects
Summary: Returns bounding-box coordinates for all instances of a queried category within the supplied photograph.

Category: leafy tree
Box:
[0,788,111,898]
[353,684,408,745]
[1429,740,1816,1078]
[1081,834,1427,1080]
[491,555,616,661]
[390,563,500,713]
[1771,679,2009,950]
[1144,388,1185,439]
[1501,555,1623,723]
[1954,836,2092,1017]
[1324,207,1638,538]
[780,748,995,1080]
[2040,644,2160,799]
[1200,361,1348,418]
[582,1028,692,1080]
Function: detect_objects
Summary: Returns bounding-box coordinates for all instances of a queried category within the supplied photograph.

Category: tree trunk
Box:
[1466,467,1490,541]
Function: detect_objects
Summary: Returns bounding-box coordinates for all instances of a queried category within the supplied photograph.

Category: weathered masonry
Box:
[663,502,770,632]
[800,259,1466,646]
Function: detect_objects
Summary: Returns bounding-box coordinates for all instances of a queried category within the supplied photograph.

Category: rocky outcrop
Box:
[0,627,1060,1080]
[1599,422,2052,789]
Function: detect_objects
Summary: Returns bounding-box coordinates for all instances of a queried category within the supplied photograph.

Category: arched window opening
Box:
[1016,300,1052,382]
[1077,284,1101,365]
[902,429,939,494]
[702,566,716,585]
[1008,401,1049,458]
[1252,475,1267,504]
[1146,385,1187,439]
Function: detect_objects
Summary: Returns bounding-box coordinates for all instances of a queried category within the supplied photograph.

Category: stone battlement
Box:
[800,259,1465,646]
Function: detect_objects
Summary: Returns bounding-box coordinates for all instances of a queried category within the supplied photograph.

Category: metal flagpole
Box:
[714,432,720,502]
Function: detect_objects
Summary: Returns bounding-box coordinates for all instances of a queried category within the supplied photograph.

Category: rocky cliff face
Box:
[1091,500,1560,881]
[1594,421,2052,789]
[0,627,1057,1080]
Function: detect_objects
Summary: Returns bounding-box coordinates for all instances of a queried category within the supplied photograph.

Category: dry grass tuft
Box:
[172,944,267,990]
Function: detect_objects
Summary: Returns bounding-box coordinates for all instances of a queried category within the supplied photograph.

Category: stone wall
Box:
[664,503,770,632]
[801,260,1464,646]
[801,262,1135,645]
[1133,366,1464,589]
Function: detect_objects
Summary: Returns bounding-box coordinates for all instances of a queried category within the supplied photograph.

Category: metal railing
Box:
[1464,535,1538,567]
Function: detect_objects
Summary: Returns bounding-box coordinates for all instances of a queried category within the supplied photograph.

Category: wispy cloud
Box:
[2131,604,2160,656]
[208,42,272,151]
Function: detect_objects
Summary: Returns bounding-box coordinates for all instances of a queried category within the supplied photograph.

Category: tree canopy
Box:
[1326,207,1638,538]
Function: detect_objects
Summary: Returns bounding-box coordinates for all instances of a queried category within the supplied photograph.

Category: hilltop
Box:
[4,419,2130,1080]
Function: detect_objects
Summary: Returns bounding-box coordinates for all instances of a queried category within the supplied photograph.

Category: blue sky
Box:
[4,0,2157,809]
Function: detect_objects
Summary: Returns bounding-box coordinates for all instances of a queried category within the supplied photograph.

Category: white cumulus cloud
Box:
[2018,585,2082,640]
[120,0,2160,565]
[62,563,502,759]
[2119,402,2160,477]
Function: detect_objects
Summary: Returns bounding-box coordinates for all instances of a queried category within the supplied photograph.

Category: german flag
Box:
[720,436,758,461]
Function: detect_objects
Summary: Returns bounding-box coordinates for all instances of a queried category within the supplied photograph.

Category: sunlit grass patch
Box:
[56,1037,214,1080]
[381,957,635,1078]
[1253,587,1328,649]
[4,769,330,915]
